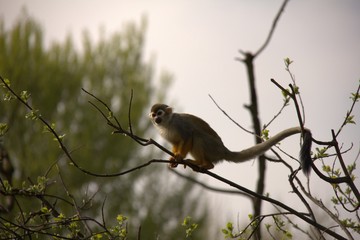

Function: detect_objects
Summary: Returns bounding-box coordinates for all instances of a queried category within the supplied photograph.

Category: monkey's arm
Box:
[224,127,312,175]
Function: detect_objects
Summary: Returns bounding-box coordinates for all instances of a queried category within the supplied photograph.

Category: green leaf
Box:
[55,213,66,222]
[53,133,66,142]
[41,207,50,214]
[0,78,11,88]
[281,89,290,98]
[347,163,356,174]
[345,114,356,124]
[43,123,56,133]
[221,222,234,238]
[107,111,114,120]
[315,147,329,158]
[110,214,128,238]
[20,90,31,102]
[116,214,127,223]
[292,85,300,94]
[261,129,269,140]
[2,180,12,192]
[0,123,9,136]
[285,230,293,239]
[92,233,103,239]
[3,92,14,101]
[322,165,331,173]
[284,57,293,68]
[182,216,198,238]
[265,223,272,230]
[25,109,41,120]
[350,92,360,102]
[331,196,339,205]
[226,222,233,231]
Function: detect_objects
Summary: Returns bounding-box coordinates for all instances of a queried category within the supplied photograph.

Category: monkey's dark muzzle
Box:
[154,117,162,124]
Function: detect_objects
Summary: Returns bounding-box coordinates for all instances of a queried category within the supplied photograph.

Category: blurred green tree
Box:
[0,11,206,239]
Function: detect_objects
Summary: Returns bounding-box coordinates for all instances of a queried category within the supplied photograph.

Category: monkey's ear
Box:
[165,106,173,114]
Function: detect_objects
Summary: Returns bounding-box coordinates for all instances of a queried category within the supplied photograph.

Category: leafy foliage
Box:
[0,12,206,239]
[1,7,359,240]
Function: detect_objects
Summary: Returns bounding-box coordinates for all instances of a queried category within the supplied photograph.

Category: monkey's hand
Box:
[169,154,184,168]
[168,157,178,168]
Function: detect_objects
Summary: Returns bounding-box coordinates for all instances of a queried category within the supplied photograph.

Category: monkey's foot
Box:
[182,160,207,173]
[200,162,214,170]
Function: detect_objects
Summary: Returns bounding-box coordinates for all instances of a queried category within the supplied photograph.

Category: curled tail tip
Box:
[302,159,312,176]
[300,130,312,176]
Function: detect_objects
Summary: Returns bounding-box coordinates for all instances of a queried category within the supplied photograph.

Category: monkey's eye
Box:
[156,109,165,117]
[150,109,165,118]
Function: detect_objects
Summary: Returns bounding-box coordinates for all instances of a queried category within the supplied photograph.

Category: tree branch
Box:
[254,0,290,58]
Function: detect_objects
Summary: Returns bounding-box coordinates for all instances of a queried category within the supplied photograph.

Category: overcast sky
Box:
[1,0,359,232]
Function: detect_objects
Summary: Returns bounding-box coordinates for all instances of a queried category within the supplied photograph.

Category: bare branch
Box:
[128,89,134,135]
[331,130,360,204]
[335,83,360,137]
[254,0,290,58]
[209,94,255,136]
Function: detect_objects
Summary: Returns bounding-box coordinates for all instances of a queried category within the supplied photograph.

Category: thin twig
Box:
[263,97,289,130]
[269,148,318,230]
[331,130,360,204]
[128,89,134,135]
[297,174,355,240]
[285,59,306,124]
[254,0,290,57]
[82,88,174,156]
[335,83,360,137]
[209,94,255,135]
[271,79,305,131]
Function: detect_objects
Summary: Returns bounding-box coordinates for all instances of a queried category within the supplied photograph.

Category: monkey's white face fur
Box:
[149,104,172,125]
[149,104,176,141]
[150,108,167,125]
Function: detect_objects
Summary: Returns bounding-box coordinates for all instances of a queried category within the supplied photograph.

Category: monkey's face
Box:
[149,104,173,126]
[150,108,166,124]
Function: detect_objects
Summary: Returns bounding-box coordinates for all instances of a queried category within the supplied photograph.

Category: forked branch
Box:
[271,78,360,207]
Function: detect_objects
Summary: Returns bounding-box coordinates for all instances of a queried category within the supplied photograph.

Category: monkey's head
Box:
[149,103,173,126]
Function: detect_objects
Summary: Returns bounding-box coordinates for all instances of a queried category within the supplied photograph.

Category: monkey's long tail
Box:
[225,127,313,175]
[300,130,313,176]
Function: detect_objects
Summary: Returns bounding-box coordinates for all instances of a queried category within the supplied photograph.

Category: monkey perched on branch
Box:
[149,103,312,175]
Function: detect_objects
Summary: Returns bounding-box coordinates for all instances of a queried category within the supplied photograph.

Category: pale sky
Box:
[1,0,359,234]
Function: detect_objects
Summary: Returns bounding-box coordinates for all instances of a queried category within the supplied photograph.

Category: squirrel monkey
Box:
[149,103,312,175]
